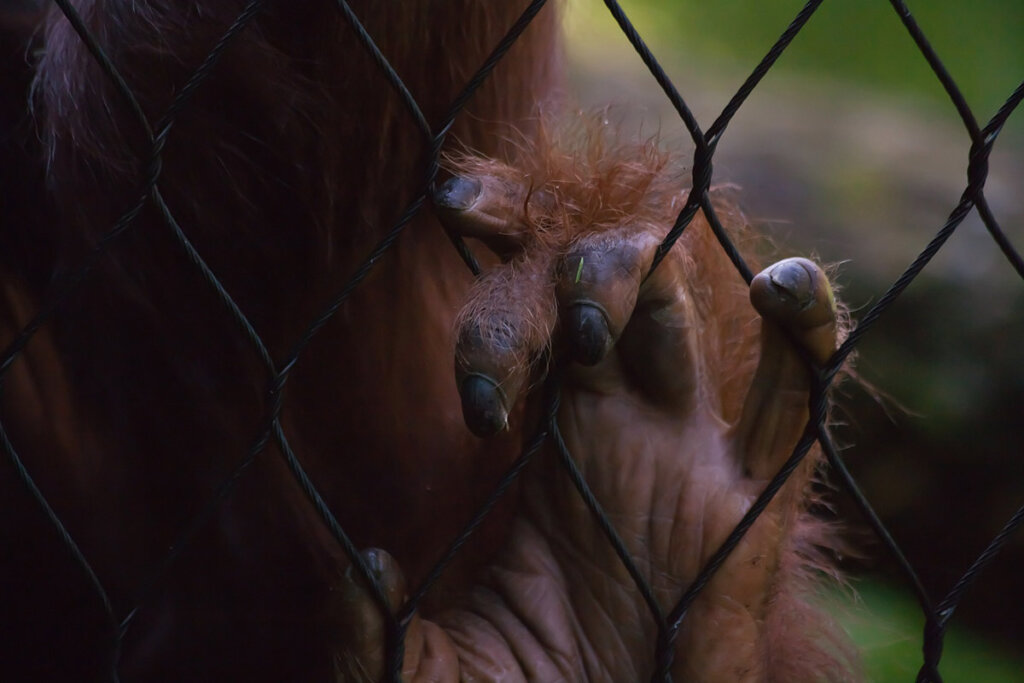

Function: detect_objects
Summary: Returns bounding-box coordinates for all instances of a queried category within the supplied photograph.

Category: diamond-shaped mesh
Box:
[2,1,1020,681]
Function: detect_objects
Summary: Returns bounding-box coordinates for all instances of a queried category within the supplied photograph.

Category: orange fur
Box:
[1,2,561,679]
[445,114,859,680]
[0,2,857,680]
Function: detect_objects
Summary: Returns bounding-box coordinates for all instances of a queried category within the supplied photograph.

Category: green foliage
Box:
[840,581,1024,681]
[628,0,1024,116]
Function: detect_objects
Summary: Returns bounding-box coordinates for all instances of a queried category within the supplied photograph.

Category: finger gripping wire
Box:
[7,0,1024,681]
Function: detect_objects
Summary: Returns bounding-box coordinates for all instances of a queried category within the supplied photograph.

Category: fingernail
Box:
[768,259,814,309]
[434,176,482,211]
[459,373,508,437]
[566,303,611,366]
[363,548,386,577]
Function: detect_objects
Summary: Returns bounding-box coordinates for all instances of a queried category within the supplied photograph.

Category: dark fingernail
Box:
[768,260,814,309]
[459,373,508,437]
[363,548,387,577]
[434,176,482,211]
[567,303,611,366]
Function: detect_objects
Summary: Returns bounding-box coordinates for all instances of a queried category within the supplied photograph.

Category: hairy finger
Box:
[434,174,550,259]
[555,223,702,407]
[331,548,406,683]
[736,257,838,480]
[749,257,837,366]
[454,250,559,437]
[555,229,658,368]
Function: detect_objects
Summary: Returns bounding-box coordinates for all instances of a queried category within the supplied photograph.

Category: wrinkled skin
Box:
[0,3,858,680]
[335,133,856,682]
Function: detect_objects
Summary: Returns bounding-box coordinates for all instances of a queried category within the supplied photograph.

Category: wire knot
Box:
[650,627,676,683]
[915,616,946,683]
[690,142,715,195]
[965,137,992,199]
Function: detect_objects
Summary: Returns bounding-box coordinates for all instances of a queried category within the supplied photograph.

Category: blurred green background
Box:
[618,0,1024,114]
[565,1,1023,680]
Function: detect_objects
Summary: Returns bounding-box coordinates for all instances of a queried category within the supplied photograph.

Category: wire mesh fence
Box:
[2,0,1022,681]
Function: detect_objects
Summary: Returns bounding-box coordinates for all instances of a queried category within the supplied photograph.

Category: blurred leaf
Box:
[622,0,1024,117]
[840,580,1024,681]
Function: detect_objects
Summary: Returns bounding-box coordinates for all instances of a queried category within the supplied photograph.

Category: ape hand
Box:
[335,143,848,681]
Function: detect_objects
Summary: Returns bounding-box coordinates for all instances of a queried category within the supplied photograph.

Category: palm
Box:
[337,127,853,682]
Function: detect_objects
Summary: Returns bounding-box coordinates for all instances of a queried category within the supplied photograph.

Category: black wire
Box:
[8,0,1024,680]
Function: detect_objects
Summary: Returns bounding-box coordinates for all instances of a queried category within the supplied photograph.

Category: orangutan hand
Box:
[334,145,847,682]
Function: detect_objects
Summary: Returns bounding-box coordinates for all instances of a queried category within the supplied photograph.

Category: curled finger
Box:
[454,250,558,437]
